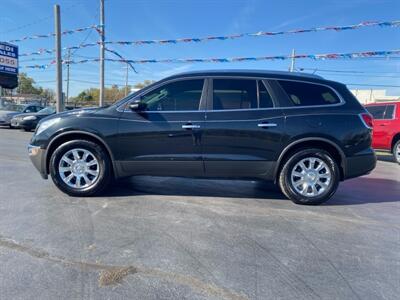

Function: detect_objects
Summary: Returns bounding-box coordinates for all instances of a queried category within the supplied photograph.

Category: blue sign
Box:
[0,42,18,75]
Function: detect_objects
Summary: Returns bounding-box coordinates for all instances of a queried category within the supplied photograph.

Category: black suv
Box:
[28,70,376,205]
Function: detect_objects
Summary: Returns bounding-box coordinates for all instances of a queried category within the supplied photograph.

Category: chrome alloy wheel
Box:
[58,148,99,189]
[290,157,331,197]
[395,143,400,164]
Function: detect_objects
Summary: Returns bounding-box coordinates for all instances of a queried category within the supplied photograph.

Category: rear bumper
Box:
[344,148,376,180]
[28,144,48,179]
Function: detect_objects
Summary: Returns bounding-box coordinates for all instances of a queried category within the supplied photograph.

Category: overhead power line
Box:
[299,67,400,74]
[346,83,400,88]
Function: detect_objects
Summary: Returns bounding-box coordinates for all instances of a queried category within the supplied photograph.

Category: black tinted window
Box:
[142,79,204,111]
[366,106,386,119]
[213,79,257,110]
[258,81,274,108]
[278,80,340,106]
[385,105,395,119]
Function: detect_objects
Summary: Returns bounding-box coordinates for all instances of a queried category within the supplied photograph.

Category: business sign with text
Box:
[0,42,18,89]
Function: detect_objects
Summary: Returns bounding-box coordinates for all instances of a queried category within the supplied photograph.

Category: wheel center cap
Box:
[306,171,317,182]
[72,162,85,174]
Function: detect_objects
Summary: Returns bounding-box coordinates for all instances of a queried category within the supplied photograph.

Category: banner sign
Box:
[0,42,18,74]
[0,42,18,88]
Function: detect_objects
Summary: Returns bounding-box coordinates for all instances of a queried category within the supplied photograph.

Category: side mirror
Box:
[129,100,146,111]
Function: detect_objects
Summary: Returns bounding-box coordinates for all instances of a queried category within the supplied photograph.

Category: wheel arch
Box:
[274,137,346,182]
[391,132,400,152]
[45,130,116,177]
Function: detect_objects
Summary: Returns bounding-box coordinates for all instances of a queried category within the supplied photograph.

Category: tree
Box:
[16,73,42,95]
[133,80,155,89]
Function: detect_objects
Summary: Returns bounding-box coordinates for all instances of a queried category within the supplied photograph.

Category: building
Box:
[350,89,400,105]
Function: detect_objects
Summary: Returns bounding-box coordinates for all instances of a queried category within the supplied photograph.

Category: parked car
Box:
[28,70,376,205]
[365,101,400,164]
[0,103,43,128]
[11,106,56,131]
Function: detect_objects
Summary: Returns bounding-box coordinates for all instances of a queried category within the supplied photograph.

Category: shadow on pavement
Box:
[100,175,400,206]
[376,153,396,163]
[101,176,286,200]
[327,177,400,206]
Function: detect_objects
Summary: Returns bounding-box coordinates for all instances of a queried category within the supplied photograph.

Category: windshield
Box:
[0,104,25,112]
[38,107,56,114]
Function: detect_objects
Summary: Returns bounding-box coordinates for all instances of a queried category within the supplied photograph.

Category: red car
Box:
[365,101,400,164]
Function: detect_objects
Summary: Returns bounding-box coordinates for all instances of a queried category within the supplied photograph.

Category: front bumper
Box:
[11,119,21,128]
[18,119,35,129]
[0,120,10,126]
[344,148,377,180]
[28,144,48,179]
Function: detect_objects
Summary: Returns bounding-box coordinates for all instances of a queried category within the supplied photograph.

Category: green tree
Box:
[16,73,42,95]
[133,80,155,89]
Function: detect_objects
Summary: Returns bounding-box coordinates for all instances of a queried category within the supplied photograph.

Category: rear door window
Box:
[212,79,257,110]
[258,81,274,108]
[277,80,341,106]
[211,79,274,110]
[384,105,395,119]
[366,105,386,120]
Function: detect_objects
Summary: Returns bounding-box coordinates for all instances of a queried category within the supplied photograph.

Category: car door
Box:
[117,78,207,177]
[366,105,392,149]
[202,78,285,179]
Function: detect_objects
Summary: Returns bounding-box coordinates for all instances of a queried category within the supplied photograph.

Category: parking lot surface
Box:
[0,128,399,300]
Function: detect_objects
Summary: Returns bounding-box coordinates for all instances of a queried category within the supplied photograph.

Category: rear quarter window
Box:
[366,105,386,119]
[278,80,341,106]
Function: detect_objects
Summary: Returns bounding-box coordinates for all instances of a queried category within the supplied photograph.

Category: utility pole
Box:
[66,48,70,106]
[289,49,296,72]
[99,0,105,107]
[54,4,63,112]
[125,63,129,96]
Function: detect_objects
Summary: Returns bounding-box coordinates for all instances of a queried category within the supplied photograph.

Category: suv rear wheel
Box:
[393,140,400,164]
[279,148,340,205]
[49,140,111,196]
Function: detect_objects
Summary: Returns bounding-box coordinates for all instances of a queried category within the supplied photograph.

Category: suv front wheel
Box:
[49,140,111,196]
[279,149,340,205]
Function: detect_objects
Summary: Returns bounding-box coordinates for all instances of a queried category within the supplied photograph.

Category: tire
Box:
[393,140,400,164]
[23,127,32,132]
[279,148,340,205]
[49,140,111,196]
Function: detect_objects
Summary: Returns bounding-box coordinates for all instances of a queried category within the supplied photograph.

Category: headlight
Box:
[23,116,37,121]
[36,118,61,135]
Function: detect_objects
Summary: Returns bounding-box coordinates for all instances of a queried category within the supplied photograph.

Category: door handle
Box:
[182,124,201,129]
[258,123,277,128]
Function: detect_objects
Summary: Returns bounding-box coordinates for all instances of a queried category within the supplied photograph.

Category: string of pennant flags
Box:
[6,25,101,43]
[22,49,400,69]
[18,19,400,58]
[103,20,400,46]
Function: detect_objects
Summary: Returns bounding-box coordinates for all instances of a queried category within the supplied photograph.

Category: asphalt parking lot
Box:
[0,128,399,300]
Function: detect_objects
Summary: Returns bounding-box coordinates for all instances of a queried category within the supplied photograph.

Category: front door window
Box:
[141,79,204,111]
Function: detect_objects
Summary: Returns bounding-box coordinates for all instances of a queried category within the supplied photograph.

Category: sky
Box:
[1,0,400,97]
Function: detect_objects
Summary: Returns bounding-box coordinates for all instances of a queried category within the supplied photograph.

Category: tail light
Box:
[359,113,373,129]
